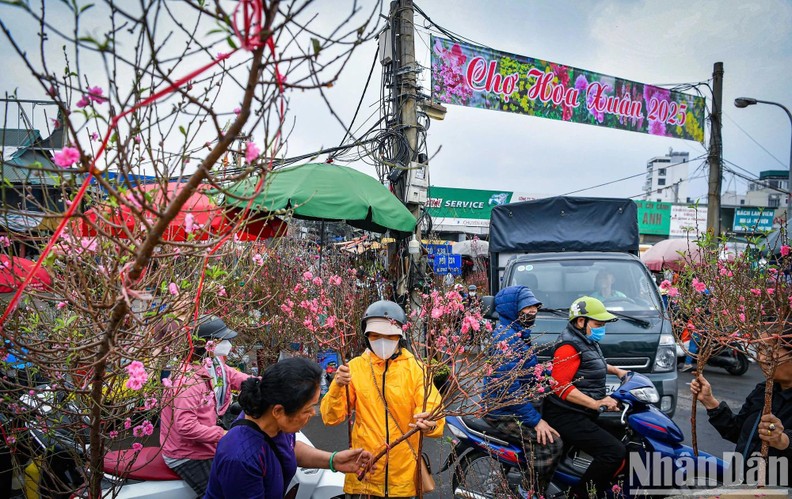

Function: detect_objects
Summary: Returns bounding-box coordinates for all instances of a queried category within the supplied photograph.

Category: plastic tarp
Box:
[489,196,639,254]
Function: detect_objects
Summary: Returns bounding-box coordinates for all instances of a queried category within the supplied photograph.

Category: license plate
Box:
[605,383,619,395]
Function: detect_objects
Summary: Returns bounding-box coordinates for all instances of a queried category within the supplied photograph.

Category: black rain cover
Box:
[489,196,639,254]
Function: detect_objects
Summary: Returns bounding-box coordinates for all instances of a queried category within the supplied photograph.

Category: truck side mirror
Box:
[481,295,499,321]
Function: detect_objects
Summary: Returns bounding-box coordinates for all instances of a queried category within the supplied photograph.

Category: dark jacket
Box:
[708,381,792,465]
[547,323,608,415]
[484,286,543,427]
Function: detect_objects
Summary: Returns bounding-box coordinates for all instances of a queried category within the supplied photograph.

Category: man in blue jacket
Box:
[483,285,563,494]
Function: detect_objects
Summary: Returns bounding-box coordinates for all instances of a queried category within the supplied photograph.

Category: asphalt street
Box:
[302,362,767,498]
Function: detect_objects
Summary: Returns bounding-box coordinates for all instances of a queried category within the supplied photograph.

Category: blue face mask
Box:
[589,326,606,342]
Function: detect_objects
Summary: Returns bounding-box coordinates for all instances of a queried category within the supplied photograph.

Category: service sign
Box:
[431,36,706,142]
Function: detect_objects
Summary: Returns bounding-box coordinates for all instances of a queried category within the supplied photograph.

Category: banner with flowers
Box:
[431,36,706,142]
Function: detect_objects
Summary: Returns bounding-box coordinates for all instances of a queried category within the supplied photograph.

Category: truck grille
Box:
[605,357,650,369]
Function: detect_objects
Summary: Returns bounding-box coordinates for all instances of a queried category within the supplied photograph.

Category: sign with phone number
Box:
[431,36,706,142]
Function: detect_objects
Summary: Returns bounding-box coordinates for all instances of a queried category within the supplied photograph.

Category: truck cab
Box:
[488,196,678,416]
[503,251,677,415]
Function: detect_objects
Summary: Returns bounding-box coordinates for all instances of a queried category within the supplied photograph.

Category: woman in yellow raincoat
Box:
[320,300,445,498]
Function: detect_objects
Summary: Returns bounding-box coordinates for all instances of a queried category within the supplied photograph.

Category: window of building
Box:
[657,198,662,202]
[658,168,666,176]
[657,178,666,186]
[740,199,745,205]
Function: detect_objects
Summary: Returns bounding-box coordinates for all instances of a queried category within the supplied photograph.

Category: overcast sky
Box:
[2,0,791,202]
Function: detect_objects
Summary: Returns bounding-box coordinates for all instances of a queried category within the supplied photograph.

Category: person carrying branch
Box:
[483,285,564,495]
[320,300,445,498]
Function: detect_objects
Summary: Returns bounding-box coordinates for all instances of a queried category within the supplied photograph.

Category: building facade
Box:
[643,149,690,203]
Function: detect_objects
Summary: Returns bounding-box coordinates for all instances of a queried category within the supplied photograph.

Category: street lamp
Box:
[734,97,792,226]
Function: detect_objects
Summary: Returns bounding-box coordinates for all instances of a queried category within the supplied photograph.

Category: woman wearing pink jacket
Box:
[159,315,250,497]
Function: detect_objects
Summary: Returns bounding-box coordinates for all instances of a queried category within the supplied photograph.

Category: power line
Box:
[561,153,707,196]
[723,111,787,168]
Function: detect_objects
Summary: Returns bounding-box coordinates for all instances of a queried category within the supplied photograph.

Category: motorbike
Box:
[443,372,727,498]
[675,338,750,376]
[9,389,345,499]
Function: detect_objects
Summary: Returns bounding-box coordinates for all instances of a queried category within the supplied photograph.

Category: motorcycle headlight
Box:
[629,387,660,404]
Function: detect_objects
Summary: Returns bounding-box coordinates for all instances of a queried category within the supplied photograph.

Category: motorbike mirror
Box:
[481,296,498,321]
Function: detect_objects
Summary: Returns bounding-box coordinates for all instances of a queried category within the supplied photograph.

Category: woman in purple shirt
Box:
[205,357,372,498]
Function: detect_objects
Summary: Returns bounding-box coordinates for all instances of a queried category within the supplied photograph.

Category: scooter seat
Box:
[103,446,182,481]
[461,416,526,446]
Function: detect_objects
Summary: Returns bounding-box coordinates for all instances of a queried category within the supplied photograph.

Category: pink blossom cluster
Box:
[53,146,81,168]
[132,420,155,438]
[124,361,148,391]
[76,86,108,108]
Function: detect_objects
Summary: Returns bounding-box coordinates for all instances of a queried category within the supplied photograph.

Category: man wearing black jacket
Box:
[691,336,792,486]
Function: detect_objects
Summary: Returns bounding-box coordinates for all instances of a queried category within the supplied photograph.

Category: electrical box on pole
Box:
[378,29,392,65]
[404,161,428,205]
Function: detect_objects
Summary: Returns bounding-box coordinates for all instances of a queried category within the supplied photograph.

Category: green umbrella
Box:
[223,163,417,234]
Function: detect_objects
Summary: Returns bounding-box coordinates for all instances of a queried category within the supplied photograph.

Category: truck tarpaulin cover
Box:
[489,196,639,254]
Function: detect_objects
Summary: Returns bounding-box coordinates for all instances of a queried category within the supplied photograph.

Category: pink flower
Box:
[430,307,443,319]
[667,287,679,298]
[326,315,337,328]
[109,431,118,439]
[124,361,148,391]
[162,377,173,388]
[328,275,342,286]
[659,280,672,290]
[168,282,179,296]
[133,135,141,144]
[691,278,707,293]
[739,313,746,322]
[124,418,132,430]
[233,107,241,115]
[766,288,775,295]
[252,254,264,266]
[612,484,622,494]
[5,436,16,446]
[245,141,260,163]
[90,132,100,141]
[781,245,791,257]
[216,52,229,60]
[132,443,143,452]
[435,335,449,349]
[303,271,313,280]
[56,301,67,310]
[53,146,81,168]
[750,288,761,296]
[217,286,227,297]
[87,86,108,104]
[0,236,9,248]
[312,276,323,287]
[76,96,90,108]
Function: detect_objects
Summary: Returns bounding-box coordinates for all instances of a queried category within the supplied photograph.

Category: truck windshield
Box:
[508,259,662,313]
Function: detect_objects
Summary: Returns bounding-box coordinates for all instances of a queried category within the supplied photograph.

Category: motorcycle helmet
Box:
[361,300,407,336]
[568,296,617,323]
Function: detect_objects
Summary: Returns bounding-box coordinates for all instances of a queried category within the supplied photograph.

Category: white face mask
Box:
[370,338,399,360]
[214,339,232,357]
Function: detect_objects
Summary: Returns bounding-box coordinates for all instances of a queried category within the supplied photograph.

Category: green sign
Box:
[427,186,513,220]
[431,36,706,142]
[733,208,774,233]
[636,200,671,235]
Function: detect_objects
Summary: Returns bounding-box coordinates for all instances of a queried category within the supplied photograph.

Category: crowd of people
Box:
[147,280,791,499]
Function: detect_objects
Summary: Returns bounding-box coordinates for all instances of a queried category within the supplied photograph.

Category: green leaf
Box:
[179,126,186,136]
[227,36,237,50]
[311,38,321,57]
[80,3,94,13]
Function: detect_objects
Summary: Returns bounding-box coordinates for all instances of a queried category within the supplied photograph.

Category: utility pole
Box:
[706,62,724,235]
